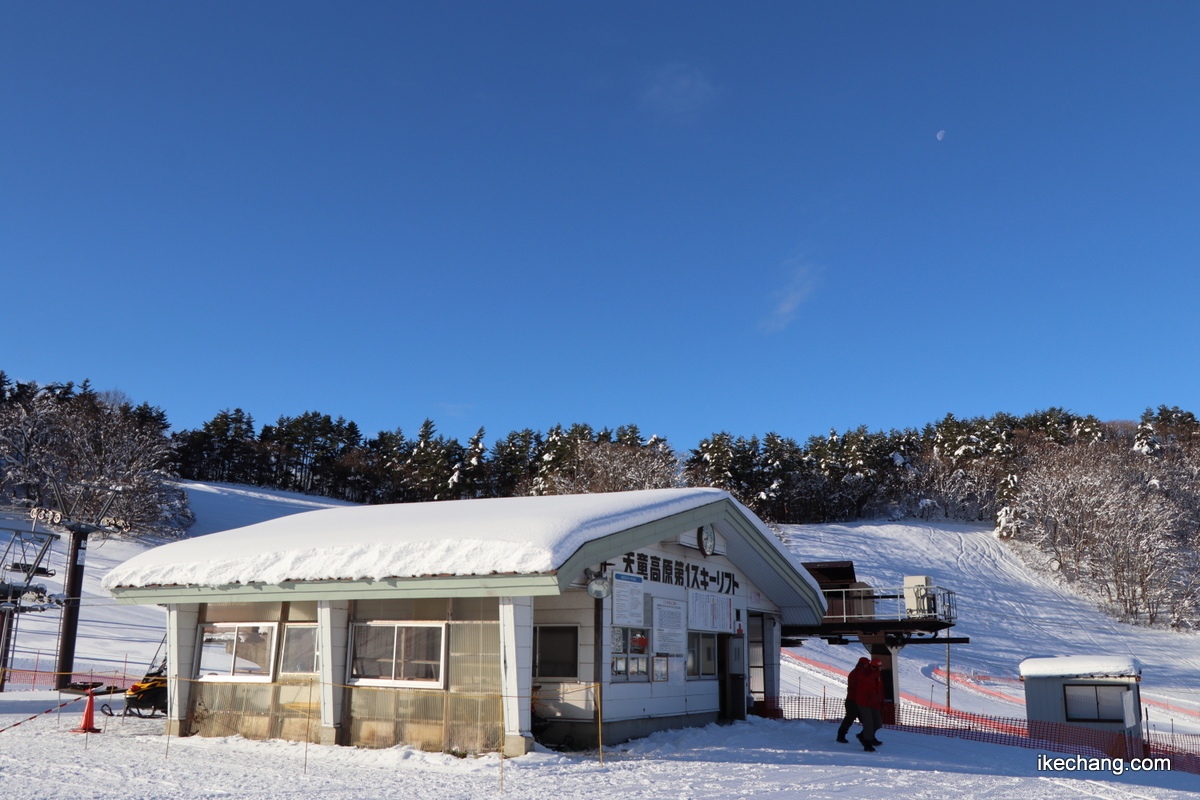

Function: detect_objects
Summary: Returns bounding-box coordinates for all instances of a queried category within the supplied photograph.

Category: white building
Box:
[104,488,825,755]
[1019,655,1143,737]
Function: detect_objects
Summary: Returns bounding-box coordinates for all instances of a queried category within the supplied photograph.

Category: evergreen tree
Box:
[489,429,542,496]
[449,427,489,499]
[403,419,462,501]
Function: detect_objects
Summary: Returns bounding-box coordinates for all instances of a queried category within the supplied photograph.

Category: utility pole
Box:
[946,640,951,709]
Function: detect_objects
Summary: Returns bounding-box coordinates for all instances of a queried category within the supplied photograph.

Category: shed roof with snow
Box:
[105,488,826,625]
[1018,655,1142,680]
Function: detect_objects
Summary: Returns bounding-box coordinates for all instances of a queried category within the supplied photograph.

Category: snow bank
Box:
[103,488,738,589]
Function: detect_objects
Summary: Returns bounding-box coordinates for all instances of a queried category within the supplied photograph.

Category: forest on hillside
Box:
[2,369,1198,628]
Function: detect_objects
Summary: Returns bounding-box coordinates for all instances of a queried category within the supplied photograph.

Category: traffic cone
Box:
[71,689,101,734]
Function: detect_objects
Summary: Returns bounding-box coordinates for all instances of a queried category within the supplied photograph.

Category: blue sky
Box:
[3,2,1197,450]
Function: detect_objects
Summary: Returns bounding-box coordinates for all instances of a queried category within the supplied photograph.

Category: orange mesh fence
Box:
[769,695,1200,775]
[3,666,140,692]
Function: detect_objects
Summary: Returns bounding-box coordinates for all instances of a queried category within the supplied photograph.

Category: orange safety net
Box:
[766,694,1200,775]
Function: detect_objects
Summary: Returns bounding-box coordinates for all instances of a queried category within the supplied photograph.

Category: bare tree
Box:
[540,438,684,495]
[1001,439,1200,626]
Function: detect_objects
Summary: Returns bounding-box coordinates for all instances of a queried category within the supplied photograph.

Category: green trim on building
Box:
[109,572,562,605]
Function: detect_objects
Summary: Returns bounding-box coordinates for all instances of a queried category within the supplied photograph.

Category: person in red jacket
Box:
[835,658,868,746]
[836,657,884,751]
[854,659,885,751]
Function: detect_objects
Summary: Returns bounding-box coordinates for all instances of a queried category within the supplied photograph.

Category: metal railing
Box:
[819,585,957,625]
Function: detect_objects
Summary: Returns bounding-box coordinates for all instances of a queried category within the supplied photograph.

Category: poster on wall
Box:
[689,590,735,633]
[612,572,644,626]
[652,656,669,682]
[652,597,687,656]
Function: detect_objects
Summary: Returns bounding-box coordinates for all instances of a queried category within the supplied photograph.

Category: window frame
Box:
[278,622,320,676]
[686,631,718,680]
[194,622,280,683]
[533,625,580,682]
[610,626,651,682]
[347,621,447,689]
[1064,684,1127,723]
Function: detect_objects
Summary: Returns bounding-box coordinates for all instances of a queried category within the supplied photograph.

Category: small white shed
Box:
[1019,655,1142,737]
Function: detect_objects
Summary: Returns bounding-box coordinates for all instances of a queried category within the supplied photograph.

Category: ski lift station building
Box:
[104,488,826,755]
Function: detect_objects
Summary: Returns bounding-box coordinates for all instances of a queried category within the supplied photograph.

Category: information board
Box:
[688,590,735,633]
[652,597,687,656]
[612,572,644,626]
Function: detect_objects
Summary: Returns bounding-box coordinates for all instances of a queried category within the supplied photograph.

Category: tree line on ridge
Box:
[2,369,1198,627]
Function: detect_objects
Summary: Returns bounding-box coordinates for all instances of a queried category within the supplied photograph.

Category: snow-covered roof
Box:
[103,488,807,593]
[1018,655,1142,680]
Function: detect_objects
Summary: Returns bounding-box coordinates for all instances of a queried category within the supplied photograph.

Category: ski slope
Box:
[1,482,355,676]
[775,521,1200,736]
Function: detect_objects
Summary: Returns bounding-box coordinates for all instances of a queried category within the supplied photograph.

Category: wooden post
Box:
[594,593,604,761]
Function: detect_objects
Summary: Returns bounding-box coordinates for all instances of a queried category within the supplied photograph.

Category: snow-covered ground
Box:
[1,487,1198,798]
[3,695,1197,799]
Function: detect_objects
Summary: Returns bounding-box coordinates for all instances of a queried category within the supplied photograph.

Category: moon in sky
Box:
[936,130,946,141]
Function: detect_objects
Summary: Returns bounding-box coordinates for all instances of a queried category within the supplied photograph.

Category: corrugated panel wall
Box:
[346,620,503,753]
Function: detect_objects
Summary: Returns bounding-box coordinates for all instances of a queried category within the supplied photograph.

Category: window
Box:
[279,624,318,675]
[350,622,445,686]
[197,623,277,681]
[611,627,650,681]
[687,632,717,678]
[1064,684,1127,722]
[533,626,578,680]
[747,613,765,701]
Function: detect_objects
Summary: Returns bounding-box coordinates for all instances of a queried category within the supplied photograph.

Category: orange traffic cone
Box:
[71,689,101,734]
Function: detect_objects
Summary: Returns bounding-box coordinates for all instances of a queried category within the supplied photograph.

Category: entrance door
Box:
[717,633,747,721]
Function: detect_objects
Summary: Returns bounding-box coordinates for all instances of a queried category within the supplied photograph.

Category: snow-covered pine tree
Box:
[488,428,543,497]
[403,419,461,501]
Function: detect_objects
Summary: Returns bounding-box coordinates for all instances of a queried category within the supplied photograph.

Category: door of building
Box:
[718,633,747,721]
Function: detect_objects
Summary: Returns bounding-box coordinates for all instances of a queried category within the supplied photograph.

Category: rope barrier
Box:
[0,695,85,734]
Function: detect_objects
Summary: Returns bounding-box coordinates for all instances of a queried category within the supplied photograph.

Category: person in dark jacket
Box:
[836,657,884,751]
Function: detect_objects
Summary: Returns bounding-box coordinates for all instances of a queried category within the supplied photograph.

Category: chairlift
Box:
[7,562,56,578]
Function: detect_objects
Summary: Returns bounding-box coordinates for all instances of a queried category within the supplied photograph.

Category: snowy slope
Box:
[776,521,1200,735]
[2,482,355,674]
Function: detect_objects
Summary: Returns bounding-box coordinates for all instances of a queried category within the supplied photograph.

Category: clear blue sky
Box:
[3,2,1197,450]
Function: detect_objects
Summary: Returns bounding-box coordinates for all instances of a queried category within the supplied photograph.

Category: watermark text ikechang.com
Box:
[1037,754,1172,776]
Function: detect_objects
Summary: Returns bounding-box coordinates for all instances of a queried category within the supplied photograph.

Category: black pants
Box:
[837,699,880,743]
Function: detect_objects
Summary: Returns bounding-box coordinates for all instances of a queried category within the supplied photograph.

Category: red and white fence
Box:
[768,694,1200,775]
